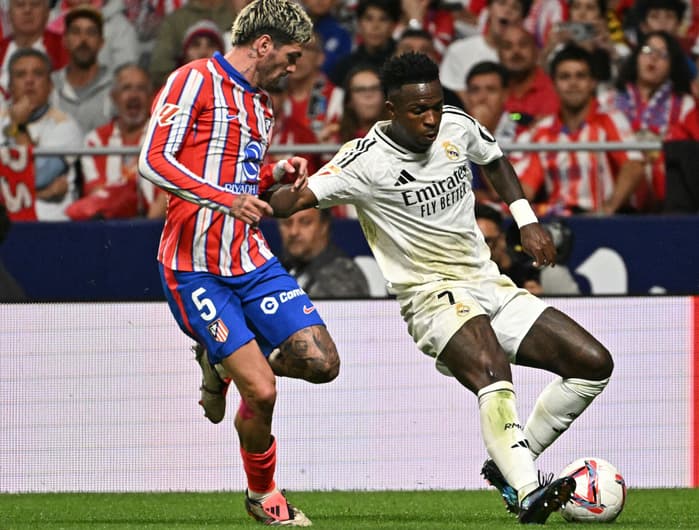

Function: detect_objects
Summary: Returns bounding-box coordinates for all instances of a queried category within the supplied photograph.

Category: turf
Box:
[1,488,697,529]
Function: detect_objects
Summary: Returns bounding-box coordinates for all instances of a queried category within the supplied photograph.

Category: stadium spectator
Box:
[299,0,352,77]
[329,0,400,87]
[513,44,645,215]
[178,19,225,65]
[394,27,463,108]
[497,24,559,123]
[268,34,342,175]
[268,52,613,524]
[440,0,530,107]
[393,0,455,60]
[51,6,112,134]
[635,0,686,41]
[337,64,389,143]
[149,0,235,88]
[0,0,68,97]
[540,0,628,87]
[278,208,370,298]
[138,1,339,526]
[463,61,518,205]
[633,0,696,79]
[465,61,517,143]
[48,0,139,71]
[600,30,699,211]
[0,48,82,220]
[72,64,164,220]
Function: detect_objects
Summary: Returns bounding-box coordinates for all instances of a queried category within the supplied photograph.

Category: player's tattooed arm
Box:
[268,325,339,383]
[480,156,527,205]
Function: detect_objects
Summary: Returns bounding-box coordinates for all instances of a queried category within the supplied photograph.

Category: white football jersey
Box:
[308,106,504,293]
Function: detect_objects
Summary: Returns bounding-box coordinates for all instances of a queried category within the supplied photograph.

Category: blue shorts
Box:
[159,258,325,364]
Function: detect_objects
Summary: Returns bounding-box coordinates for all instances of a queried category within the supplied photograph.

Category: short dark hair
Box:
[8,48,52,80]
[488,0,533,18]
[397,27,432,43]
[64,5,103,35]
[466,61,509,87]
[380,52,439,98]
[475,202,503,227]
[356,0,402,23]
[549,43,595,78]
[637,0,686,21]
[615,31,691,95]
[568,0,607,16]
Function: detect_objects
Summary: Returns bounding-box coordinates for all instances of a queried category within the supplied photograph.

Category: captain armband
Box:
[509,198,538,229]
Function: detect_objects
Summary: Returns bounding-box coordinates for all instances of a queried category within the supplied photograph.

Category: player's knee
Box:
[582,342,614,380]
[307,345,340,384]
[246,383,277,417]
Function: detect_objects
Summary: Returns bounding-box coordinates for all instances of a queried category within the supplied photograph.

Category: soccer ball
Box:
[558,457,626,523]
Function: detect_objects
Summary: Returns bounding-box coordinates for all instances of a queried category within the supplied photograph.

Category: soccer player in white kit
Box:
[265,52,614,524]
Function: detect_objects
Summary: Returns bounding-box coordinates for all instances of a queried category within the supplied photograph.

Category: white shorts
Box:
[396,270,548,376]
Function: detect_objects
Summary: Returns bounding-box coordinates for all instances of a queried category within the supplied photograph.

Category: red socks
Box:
[240,436,277,494]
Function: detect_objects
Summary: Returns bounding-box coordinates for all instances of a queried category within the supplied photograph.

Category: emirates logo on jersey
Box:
[442,141,460,160]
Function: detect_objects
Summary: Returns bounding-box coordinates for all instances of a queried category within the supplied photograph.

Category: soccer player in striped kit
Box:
[139,1,338,525]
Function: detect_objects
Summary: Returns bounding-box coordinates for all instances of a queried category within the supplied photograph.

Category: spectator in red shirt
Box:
[512,44,644,215]
[74,64,165,220]
[268,34,342,174]
[497,24,559,124]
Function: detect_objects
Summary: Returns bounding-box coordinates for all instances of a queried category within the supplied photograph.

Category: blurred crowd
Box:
[1,0,698,223]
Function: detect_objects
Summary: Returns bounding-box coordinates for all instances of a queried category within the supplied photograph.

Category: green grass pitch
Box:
[1,489,698,529]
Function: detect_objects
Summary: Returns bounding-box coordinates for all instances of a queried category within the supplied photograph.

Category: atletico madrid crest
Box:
[208,318,229,342]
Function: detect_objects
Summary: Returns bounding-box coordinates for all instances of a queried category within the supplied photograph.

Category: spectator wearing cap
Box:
[47,0,139,71]
[51,6,112,133]
[149,0,236,89]
[0,0,69,99]
[178,19,224,66]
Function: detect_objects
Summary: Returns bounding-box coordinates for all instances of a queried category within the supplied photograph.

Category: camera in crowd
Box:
[558,22,597,42]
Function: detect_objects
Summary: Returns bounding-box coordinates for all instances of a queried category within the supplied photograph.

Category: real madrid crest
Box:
[442,141,459,160]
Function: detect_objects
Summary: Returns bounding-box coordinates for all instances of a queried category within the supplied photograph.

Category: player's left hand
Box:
[278,156,309,191]
[520,223,557,268]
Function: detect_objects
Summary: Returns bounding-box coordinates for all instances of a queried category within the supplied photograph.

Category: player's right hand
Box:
[229,194,273,227]
[520,223,557,268]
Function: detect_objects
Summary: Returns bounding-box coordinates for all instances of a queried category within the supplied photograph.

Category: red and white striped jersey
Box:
[512,101,643,214]
[139,52,276,275]
[82,119,159,210]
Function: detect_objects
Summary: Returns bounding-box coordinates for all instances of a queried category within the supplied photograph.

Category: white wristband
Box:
[272,159,288,182]
[509,198,538,228]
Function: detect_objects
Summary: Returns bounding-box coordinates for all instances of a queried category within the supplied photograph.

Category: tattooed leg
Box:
[269,325,340,383]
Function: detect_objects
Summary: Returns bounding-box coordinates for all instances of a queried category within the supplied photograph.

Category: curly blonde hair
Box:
[231,0,313,46]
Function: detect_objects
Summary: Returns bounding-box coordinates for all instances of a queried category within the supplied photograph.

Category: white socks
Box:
[523,377,610,460]
[478,381,538,501]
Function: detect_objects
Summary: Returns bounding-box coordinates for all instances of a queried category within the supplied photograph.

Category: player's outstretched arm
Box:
[266,185,319,218]
[481,156,557,267]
